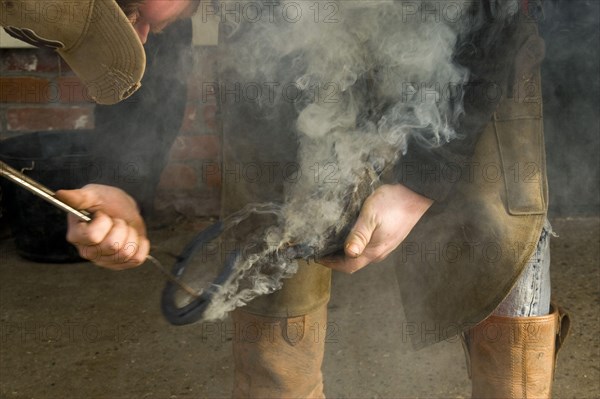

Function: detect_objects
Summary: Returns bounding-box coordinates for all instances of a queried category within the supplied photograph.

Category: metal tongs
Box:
[0,160,92,222]
[0,160,199,298]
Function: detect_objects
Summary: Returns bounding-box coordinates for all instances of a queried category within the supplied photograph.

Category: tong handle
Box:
[0,160,200,298]
[0,160,91,222]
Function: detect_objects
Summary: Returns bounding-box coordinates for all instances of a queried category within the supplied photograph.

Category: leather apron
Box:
[396,19,548,348]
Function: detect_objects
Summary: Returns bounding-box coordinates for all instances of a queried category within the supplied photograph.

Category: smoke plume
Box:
[184,0,520,321]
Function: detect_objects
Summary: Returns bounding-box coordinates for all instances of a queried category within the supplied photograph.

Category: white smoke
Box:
[195,0,519,320]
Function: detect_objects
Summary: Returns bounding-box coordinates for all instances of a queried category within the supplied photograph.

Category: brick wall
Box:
[154,46,222,217]
[0,47,221,219]
[0,48,94,135]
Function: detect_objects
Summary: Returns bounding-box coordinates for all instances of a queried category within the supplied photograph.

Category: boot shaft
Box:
[465,303,570,399]
[231,305,327,399]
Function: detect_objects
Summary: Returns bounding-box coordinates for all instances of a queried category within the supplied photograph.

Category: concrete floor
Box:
[0,217,598,399]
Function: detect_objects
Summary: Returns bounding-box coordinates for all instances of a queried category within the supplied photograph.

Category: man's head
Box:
[118,0,199,44]
[0,0,198,104]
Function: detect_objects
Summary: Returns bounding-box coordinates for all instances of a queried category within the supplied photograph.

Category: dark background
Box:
[540,0,600,216]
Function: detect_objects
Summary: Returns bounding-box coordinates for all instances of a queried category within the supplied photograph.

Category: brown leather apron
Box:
[397,19,548,348]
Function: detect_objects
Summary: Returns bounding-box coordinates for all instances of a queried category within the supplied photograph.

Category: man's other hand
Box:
[320,184,433,274]
[55,184,149,270]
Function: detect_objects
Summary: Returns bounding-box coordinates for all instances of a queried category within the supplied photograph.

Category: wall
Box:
[0,43,222,219]
[153,45,222,218]
[540,0,600,216]
[0,10,222,220]
[0,48,94,135]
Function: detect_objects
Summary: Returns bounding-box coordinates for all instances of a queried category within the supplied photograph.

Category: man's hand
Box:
[320,184,433,274]
[55,184,149,270]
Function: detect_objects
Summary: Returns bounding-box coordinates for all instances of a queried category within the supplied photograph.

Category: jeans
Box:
[493,219,553,317]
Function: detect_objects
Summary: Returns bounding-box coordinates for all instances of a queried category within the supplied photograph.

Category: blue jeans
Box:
[493,219,553,317]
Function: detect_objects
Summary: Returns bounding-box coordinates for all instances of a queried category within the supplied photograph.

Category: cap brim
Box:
[58,0,146,105]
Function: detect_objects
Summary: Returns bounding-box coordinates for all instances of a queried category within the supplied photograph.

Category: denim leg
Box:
[493,219,553,317]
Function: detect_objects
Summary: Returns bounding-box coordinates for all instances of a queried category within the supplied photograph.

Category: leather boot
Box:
[231,304,327,399]
[463,303,570,399]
